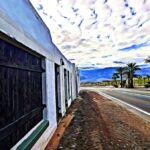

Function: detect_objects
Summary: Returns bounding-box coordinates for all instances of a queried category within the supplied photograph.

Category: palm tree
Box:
[116,67,125,88]
[126,63,141,88]
[145,56,150,63]
[112,73,119,87]
[123,71,130,87]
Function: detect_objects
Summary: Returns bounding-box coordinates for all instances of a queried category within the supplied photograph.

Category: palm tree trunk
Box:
[115,79,117,85]
[128,78,130,88]
[127,72,134,88]
[130,75,134,88]
[120,74,123,88]
[131,79,134,88]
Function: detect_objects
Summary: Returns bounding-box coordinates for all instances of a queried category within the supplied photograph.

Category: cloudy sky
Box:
[30,0,150,81]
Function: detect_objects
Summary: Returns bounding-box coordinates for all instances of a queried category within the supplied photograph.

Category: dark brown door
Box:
[55,64,61,122]
[64,69,68,108]
[0,38,45,149]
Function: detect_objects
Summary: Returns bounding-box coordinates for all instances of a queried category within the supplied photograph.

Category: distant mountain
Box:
[80,67,150,82]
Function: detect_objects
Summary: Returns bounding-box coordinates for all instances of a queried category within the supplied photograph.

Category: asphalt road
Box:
[80,87,150,115]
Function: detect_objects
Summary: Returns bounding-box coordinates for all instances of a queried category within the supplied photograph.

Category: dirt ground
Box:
[58,90,150,150]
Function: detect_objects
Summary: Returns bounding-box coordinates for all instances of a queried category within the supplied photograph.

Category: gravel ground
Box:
[58,90,150,150]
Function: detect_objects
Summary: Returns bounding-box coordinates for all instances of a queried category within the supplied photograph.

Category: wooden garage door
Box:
[0,38,45,149]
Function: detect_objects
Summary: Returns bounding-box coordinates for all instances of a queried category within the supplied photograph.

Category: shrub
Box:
[113,84,118,88]
[144,82,150,88]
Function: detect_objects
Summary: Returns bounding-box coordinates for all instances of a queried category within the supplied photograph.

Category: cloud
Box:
[30,0,150,71]
[113,61,125,64]
[118,42,149,51]
[37,4,43,10]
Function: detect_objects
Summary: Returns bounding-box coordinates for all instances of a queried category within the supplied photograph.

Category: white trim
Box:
[11,120,44,150]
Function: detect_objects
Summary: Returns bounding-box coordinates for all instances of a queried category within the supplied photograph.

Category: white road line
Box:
[112,90,150,98]
[114,88,150,94]
[98,91,150,116]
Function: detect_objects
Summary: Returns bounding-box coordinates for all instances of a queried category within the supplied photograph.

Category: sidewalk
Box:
[58,90,150,150]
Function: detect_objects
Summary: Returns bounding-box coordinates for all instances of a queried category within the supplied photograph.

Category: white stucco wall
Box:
[71,65,77,100]
[0,0,52,51]
[0,0,73,68]
[0,1,79,149]
[76,68,80,94]
[45,59,57,125]
[59,66,66,116]
[31,59,58,150]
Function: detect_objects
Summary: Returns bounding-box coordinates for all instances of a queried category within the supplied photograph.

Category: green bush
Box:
[113,84,118,88]
[144,82,150,88]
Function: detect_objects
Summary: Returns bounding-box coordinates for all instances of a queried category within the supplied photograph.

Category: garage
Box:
[0,38,45,149]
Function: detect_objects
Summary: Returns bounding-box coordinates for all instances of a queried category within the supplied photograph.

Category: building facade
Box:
[0,0,79,149]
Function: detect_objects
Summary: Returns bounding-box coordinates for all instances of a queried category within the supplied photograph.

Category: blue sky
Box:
[30,0,150,82]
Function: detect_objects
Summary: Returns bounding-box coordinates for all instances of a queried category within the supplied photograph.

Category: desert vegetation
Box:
[81,57,150,88]
[111,59,150,88]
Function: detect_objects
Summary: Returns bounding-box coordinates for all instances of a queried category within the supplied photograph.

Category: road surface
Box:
[80,87,150,116]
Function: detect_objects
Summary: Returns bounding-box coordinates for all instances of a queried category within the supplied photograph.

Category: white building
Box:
[0,0,79,149]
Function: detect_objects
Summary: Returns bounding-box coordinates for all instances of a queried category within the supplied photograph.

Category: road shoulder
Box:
[58,90,150,150]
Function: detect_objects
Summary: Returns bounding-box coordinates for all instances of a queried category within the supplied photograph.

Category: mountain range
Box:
[80,66,150,82]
